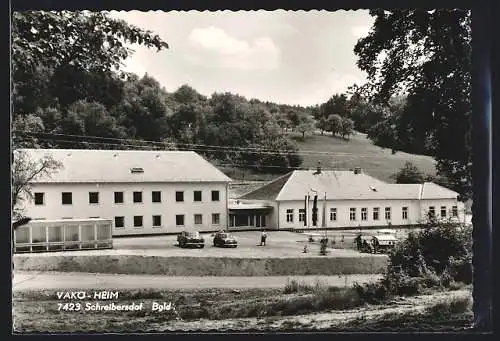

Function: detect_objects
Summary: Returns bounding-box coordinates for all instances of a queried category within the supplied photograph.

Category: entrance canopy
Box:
[228,201,273,214]
[228,200,273,229]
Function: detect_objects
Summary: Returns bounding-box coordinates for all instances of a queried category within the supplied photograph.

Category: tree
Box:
[59,100,127,141]
[319,94,349,119]
[276,114,291,133]
[354,9,471,200]
[12,150,63,219]
[296,115,315,139]
[12,114,46,148]
[11,11,168,78]
[317,117,328,135]
[326,114,342,137]
[340,117,355,139]
[391,161,425,184]
[11,10,170,131]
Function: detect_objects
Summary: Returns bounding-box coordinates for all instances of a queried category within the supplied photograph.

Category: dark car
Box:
[213,231,238,248]
[177,231,205,248]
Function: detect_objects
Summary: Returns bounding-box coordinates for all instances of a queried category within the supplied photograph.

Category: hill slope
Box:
[227,132,437,198]
[292,132,436,183]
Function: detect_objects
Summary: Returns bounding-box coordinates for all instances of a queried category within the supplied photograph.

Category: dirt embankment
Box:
[12,287,472,333]
[14,255,388,276]
[145,289,473,332]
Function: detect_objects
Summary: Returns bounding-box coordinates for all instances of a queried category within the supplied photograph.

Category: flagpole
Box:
[323,192,327,238]
[306,191,309,230]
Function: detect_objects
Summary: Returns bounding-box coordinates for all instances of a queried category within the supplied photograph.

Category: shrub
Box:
[354,222,472,302]
[388,222,472,284]
[284,279,312,294]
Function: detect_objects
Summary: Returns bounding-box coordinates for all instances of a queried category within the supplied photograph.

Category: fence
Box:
[13,218,113,253]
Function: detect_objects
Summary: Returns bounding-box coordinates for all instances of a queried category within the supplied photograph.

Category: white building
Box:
[17,149,232,236]
[231,167,466,230]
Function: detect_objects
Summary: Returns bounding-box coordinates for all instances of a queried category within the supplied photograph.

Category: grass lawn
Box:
[291,131,437,183]
[223,131,437,184]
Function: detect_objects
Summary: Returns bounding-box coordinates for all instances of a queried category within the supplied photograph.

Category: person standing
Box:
[260,230,267,246]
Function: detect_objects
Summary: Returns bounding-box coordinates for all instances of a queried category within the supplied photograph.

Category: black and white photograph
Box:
[10,5,489,333]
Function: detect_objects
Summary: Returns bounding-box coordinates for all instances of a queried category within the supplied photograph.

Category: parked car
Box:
[355,234,398,254]
[371,234,398,254]
[177,231,205,248]
[213,231,238,248]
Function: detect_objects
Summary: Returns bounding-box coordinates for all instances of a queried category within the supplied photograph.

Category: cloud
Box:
[187,26,280,71]
[350,25,371,39]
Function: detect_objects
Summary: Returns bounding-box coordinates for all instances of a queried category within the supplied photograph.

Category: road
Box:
[13,271,381,291]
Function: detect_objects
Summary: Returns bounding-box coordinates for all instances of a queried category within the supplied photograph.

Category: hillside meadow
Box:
[227,131,437,198]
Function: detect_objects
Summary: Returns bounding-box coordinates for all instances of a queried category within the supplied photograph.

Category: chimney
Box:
[314,161,322,175]
[354,167,362,175]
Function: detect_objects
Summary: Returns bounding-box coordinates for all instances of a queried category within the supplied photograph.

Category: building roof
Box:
[16,149,232,183]
[239,172,294,200]
[420,182,460,199]
[240,169,459,201]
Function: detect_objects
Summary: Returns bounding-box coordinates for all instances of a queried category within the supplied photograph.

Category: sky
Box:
[110,10,375,107]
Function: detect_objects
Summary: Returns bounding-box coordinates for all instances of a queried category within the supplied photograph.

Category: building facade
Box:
[237,168,466,230]
[17,149,232,236]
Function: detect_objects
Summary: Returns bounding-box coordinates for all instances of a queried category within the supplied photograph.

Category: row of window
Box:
[34,190,221,206]
[113,213,221,228]
[427,206,458,218]
[286,205,458,223]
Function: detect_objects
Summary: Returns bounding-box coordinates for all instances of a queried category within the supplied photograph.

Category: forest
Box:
[11,10,472,200]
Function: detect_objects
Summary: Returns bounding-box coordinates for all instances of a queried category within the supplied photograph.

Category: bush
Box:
[284,279,312,294]
[388,222,472,284]
[355,222,472,302]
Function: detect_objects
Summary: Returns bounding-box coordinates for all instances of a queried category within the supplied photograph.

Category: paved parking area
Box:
[15,230,405,259]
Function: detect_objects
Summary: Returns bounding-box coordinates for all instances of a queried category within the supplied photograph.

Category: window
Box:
[349,208,356,221]
[330,208,337,221]
[298,209,305,222]
[256,215,266,227]
[152,215,162,227]
[385,207,392,220]
[373,207,380,220]
[441,206,447,218]
[152,191,162,203]
[114,192,124,204]
[361,208,368,221]
[211,190,220,201]
[34,192,44,205]
[452,206,458,217]
[115,216,125,228]
[89,192,99,204]
[194,191,202,202]
[133,216,143,227]
[402,207,408,220]
[176,191,184,202]
[212,213,220,225]
[176,214,185,226]
[133,191,143,203]
[194,214,203,225]
[62,192,72,205]
[286,209,294,223]
[428,206,436,218]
